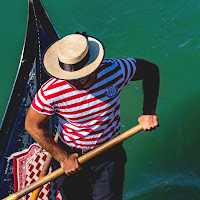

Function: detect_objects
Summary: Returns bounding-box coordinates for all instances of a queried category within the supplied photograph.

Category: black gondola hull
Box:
[0,0,59,198]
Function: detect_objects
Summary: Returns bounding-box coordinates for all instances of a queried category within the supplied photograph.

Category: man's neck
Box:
[82,73,96,89]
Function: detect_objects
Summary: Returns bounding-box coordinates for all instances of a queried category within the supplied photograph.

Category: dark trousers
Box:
[57,140,127,200]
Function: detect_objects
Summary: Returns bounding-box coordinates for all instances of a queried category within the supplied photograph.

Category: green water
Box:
[1,0,200,199]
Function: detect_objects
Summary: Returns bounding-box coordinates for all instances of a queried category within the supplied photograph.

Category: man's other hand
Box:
[138,114,159,131]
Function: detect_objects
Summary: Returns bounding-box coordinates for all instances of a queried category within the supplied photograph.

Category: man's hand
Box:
[60,153,82,176]
[138,114,159,131]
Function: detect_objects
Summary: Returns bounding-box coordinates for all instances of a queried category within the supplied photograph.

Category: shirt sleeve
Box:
[31,87,55,115]
[116,58,136,86]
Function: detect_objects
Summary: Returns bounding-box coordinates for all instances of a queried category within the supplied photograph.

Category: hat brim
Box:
[43,36,104,80]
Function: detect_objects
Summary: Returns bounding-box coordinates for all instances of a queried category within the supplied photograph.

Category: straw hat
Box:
[43,34,104,80]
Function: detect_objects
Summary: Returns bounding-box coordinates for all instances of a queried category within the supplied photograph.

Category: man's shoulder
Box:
[99,58,118,70]
[102,58,117,65]
[41,77,68,92]
[102,58,136,66]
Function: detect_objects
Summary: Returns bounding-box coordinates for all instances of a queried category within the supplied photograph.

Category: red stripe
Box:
[32,99,54,115]
[67,105,117,124]
[129,58,136,64]
[36,91,52,109]
[62,124,120,148]
[62,114,110,129]
[45,79,68,91]
[62,134,78,142]
[97,127,120,146]
[103,114,120,130]
[99,120,120,140]
[97,59,113,74]
[65,106,120,134]
[42,77,56,88]
[67,114,104,124]
[98,122,120,142]
[90,74,123,94]
[62,118,110,140]
[127,60,134,78]
[31,100,42,112]
[59,100,107,115]
[78,135,100,141]
[62,100,118,122]
[57,93,106,109]
[62,129,85,138]
[119,59,128,78]
[45,87,75,100]
[50,90,87,105]
[97,64,119,82]
[61,136,97,148]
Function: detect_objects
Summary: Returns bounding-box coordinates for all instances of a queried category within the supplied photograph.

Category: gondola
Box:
[0,0,59,198]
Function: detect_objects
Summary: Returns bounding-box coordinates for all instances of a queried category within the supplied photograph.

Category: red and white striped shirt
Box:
[31,58,136,150]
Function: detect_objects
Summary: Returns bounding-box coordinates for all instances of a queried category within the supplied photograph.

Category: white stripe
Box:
[97,123,120,143]
[62,100,117,121]
[64,122,103,136]
[59,95,105,112]
[43,84,70,96]
[44,86,86,103]
[62,117,104,129]
[62,130,101,142]
[127,58,136,79]
[117,59,126,81]
[58,88,120,118]
[54,79,65,84]
[123,59,132,82]
[37,90,52,108]
[62,110,119,142]
[34,95,53,112]
[98,61,118,78]
[42,78,56,90]
[62,135,99,145]
[62,129,80,140]
[96,114,120,138]
[58,92,94,107]
[31,104,53,115]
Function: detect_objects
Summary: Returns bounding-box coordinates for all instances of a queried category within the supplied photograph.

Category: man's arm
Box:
[131,59,160,131]
[25,107,81,175]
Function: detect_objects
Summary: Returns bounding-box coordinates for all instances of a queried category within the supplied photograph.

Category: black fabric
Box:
[57,140,127,200]
[131,59,159,115]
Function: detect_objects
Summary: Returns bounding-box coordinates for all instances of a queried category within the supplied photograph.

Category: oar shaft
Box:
[3,124,143,200]
[3,168,64,200]
[79,124,143,163]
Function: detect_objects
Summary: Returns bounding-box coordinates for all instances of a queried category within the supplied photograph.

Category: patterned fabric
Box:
[31,58,136,150]
[13,143,62,200]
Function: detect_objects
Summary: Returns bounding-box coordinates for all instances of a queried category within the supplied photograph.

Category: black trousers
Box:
[57,140,127,200]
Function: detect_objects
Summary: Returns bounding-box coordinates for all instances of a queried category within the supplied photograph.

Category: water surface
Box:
[0,0,200,199]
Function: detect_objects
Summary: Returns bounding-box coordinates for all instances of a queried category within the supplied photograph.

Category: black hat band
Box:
[59,51,90,72]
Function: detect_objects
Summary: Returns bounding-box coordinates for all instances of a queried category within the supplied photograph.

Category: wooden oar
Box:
[30,132,59,200]
[3,124,143,200]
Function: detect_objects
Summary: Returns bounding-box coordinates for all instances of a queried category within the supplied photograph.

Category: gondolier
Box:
[25,32,160,199]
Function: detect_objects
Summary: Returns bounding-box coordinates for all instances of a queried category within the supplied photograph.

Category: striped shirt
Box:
[31,58,136,150]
